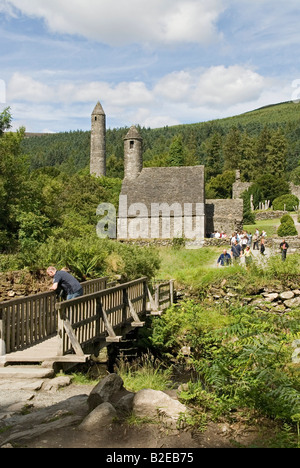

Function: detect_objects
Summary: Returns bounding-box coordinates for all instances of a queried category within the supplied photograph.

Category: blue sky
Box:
[0,0,300,132]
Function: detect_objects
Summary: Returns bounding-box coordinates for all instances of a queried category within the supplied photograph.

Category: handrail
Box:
[0,276,173,359]
[153,280,174,311]
[0,276,109,355]
[55,277,148,356]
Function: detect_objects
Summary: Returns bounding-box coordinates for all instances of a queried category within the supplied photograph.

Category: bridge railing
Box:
[0,276,109,355]
[153,280,174,311]
[56,277,148,357]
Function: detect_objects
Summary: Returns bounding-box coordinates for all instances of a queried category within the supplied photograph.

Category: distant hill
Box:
[21,101,300,177]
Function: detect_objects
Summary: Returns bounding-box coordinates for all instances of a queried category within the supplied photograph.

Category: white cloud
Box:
[6,66,294,132]
[6,73,153,108]
[193,66,266,107]
[154,65,267,109]
[3,0,224,45]
[154,71,193,102]
[7,73,53,102]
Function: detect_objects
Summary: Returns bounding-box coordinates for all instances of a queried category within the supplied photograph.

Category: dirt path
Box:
[211,244,273,269]
[0,373,274,449]
[292,214,300,236]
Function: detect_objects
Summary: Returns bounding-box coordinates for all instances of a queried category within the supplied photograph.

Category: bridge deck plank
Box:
[3,337,89,364]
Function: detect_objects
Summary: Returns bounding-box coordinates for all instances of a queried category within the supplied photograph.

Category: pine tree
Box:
[240,132,257,181]
[204,132,223,180]
[266,128,288,177]
[223,127,241,171]
[167,134,185,166]
[253,126,272,180]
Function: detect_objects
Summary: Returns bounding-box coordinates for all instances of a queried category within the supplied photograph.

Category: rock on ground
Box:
[78,402,117,432]
[88,373,129,411]
[133,389,188,427]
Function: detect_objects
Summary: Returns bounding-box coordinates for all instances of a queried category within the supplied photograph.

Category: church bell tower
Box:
[90,101,106,177]
[123,126,143,180]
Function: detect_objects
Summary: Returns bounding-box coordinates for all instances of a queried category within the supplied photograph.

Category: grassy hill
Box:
[203,100,300,129]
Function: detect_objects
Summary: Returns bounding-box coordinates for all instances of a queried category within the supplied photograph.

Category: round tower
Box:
[90,101,106,177]
[123,126,143,180]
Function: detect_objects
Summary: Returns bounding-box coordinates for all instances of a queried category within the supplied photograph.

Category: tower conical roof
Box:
[92,101,105,115]
[123,125,143,141]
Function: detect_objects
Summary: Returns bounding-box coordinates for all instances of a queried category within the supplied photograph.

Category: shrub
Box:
[277,222,298,237]
[14,236,161,282]
[273,194,299,211]
[116,354,173,392]
[280,214,294,225]
[241,190,255,224]
[150,300,300,424]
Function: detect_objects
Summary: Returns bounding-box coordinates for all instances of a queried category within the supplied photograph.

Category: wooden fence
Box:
[0,277,108,355]
[56,277,148,357]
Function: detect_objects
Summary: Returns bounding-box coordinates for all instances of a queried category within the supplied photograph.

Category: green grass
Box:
[116,354,173,393]
[244,218,281,237]
[156,214,282,287]
[155,240,300,297]
[70,372,99,386]
[155,246,220,288]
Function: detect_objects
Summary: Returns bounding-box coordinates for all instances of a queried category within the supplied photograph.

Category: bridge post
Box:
[122,288,128,324]
[95,298,102,337]
[143,278,147,313]
[0,313,6,357]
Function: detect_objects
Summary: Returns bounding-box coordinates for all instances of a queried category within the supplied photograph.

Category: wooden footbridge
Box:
[0,276,174,367]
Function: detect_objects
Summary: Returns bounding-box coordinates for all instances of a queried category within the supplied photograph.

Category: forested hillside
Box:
[21,100,300,182]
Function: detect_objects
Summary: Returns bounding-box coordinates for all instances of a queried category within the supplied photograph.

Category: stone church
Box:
[90,102,243,240]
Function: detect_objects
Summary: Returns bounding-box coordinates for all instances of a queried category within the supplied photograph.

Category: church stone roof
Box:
[92,101,105,115]
[123,126,143,141]
[119,166,205,217]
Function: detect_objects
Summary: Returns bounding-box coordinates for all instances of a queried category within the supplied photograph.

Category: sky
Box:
[0,0,300,133]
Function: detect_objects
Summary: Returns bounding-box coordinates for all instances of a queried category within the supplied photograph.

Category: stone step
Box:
[0,366,54,380]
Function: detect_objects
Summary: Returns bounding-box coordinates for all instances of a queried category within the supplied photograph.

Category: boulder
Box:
[262,293,279,302]
[272,304,287,313]
[88,373,124,411]
[280,291,295,300]
[78,402,117,432]
[42,376,71,392]
[115,393,135,416]
[133,389,188,427]
[284,297,300,309]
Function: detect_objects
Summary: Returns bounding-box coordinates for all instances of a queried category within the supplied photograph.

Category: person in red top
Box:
[280,240,289,262]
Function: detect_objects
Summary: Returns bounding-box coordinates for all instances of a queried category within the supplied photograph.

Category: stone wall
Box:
[206,281,300,321]
[232,181,252,199]
[255,210,287,221]
[117,239,174,248]
[118,214,205,241]
[117,199,243,241]
[290,183,300,201]
[205,199,244,236]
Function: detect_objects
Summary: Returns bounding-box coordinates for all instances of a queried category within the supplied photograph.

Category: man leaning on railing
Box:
[47,267,83,301]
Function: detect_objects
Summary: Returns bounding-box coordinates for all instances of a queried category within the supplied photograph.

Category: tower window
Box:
[130,141,134,149]
[95,116,98,121]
